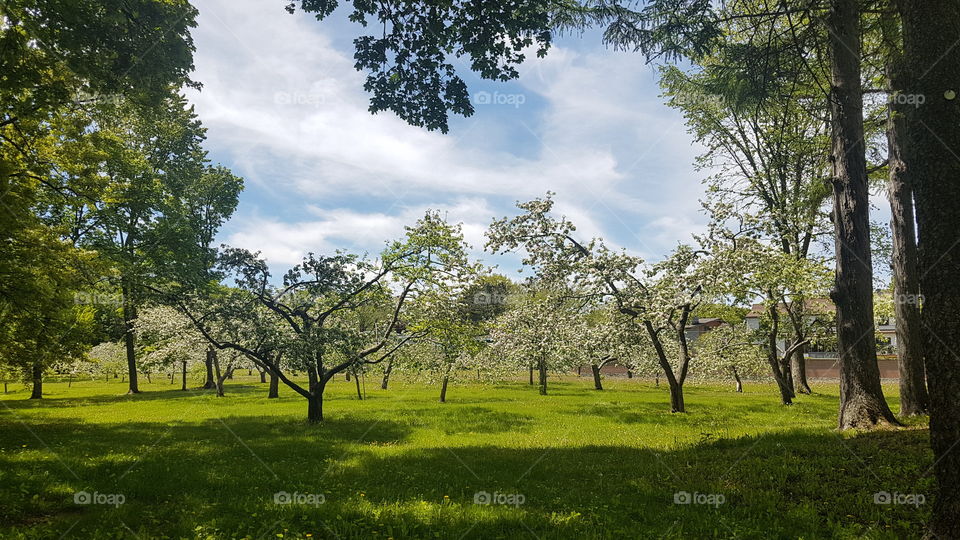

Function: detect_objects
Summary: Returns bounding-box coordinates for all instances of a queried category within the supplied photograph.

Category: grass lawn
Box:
[0,375,933,539]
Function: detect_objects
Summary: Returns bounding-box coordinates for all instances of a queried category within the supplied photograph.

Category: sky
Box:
[184,0,715,276]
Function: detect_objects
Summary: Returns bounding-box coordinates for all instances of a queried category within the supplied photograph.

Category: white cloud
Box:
[190,0,708,270]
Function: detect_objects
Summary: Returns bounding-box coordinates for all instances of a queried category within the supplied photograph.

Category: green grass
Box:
[0,375,933,539]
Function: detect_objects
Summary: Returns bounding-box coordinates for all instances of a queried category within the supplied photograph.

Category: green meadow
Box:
[0,376,932,539]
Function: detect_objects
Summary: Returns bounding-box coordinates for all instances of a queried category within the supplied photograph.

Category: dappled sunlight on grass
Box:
[0,375,930,538]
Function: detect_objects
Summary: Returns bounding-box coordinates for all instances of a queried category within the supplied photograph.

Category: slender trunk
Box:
[766,309,793,405]
[203,348,216,389]
[181,360,187,391]
[793,344,812,394]
[29,361,42,399]
[827,0,897,429]
[354,369,362,400]
[591,364,603,391]
[259,370,267,384]
[169,371,174,384]
[884,37,928,416]
[732,366,743,393]
[145,372,151,384]
[345,371,350,382]
[528,364,534,385]
[439,376,449,403]
[212,350,225,397]
[121,283,140,394]
[537,357,547,395]
[627,370,633,379]
[898,1,960,534]
[381,357,393,390]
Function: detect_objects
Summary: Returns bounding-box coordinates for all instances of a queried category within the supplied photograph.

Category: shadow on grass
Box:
[0,409,934,539]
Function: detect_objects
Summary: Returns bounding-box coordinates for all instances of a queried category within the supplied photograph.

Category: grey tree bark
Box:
[826,0,898,429]
[898,1,960,534]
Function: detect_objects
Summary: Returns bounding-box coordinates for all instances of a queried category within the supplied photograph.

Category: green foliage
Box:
[289,0,555,132]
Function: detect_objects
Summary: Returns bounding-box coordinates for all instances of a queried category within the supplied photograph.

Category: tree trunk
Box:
[732,366,743,393]
[121,283,140,394]
[591,364,603,391]
[439,375,449,403]
[259,370,267,383]
[898,1,960,534]
[537,358,547,395]
[307,392,323,423]
[268,370,279,399]
[29,361,42,399]
[780,352,795,399]
[381,358,393,390]
[202,348,216,389]
[528,364,534,385]
[793,344,812,394]
[212,351,225,397]
[885,44,929,416]
[181,360,187,391]
[667,379,684,413]
[354,369,362,400]
[826,0,898,430]
[345,371,350,382]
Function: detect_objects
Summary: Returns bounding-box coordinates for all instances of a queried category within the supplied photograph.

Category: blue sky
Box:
[186,0,713,276]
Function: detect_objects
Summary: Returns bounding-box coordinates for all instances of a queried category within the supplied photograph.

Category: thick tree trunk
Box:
[202,348,216,389]
[667,379,684,413]
[591,364,603,391]
[732,366,743,393]
[268,371,279,399]
[381,357,393,389]
[259,370,267,383]
[537,358,547,395]
[826,0,898,429]
[793,344,812,394]
[181,360,187,391]
[121,284,140,394]
[885,49,929,416]
[898,1,960,534]
[307,392,323,423]
[29,361,42,399]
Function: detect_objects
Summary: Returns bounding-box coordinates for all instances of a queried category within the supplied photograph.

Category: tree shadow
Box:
[0,412,934,539]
